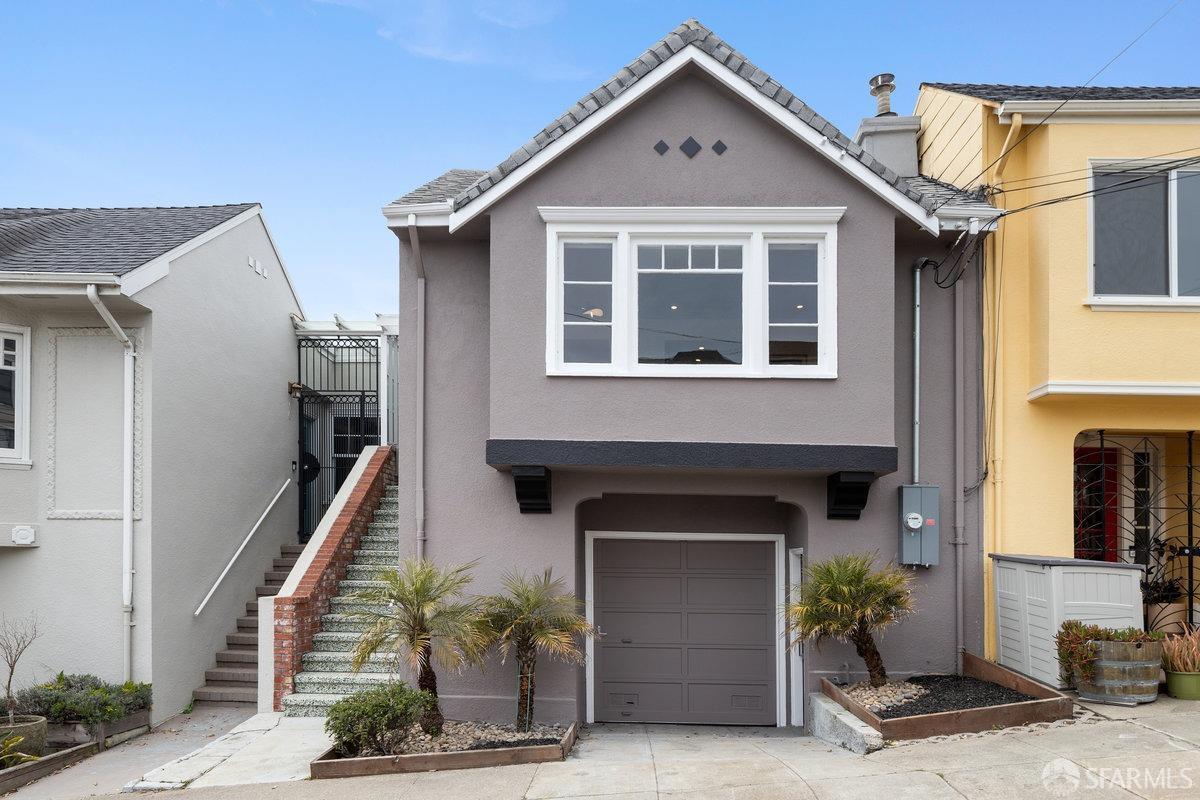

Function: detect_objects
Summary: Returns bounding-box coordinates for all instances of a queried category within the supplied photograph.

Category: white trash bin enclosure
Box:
[990,553,1145,688]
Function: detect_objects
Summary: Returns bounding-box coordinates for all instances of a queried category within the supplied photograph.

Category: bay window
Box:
[543,208,841,378]
[1091,164,1200,302]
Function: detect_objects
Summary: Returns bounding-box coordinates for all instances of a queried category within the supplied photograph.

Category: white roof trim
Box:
[446,47,939,235]
[0,272,122,296]
[937,206,1001,231]
[538,206,846,224]
[381,200,453,229]
[1028,380,1200,400]
[997,99,1200,125]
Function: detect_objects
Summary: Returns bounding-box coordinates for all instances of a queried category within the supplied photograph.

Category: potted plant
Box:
[1163,627,1200,700]
[784,552,914,687]
[1055,620,1164,704]
[16,673,152,747]
[0,614,44,758]
[1142,540,1187,634]
[480,569,595,732]
[346,559,488,736]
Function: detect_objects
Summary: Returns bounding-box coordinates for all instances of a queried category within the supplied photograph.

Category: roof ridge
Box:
[0,203,258,213]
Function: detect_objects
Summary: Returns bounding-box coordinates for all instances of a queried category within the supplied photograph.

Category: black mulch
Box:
[466,737,561,750]
[875,674,1036,720]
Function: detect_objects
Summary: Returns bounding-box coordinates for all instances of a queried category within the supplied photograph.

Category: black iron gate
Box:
[297,336,381,539]
[1073,430,1198,630]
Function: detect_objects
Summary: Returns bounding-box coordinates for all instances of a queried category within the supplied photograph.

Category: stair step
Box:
[320,614,373,632]
[352,550,399,566]
[311,631,363,652]
[345,564,391,581]
[281,544,305,555]
[245,602,261,615]
[264,571,291,582]
[205,666,257,683]
[194,685,257,703]
[237,616,258,632]
[329,597,390,614]
[255,585,279,597]
[364,526,399,538]
[338,579,388,593]
[302,651,395,673]
[273,558,298,570]
[293,671,405,695]
[282,692,346,717]
[216,648,258,665]
[226,632,258,647]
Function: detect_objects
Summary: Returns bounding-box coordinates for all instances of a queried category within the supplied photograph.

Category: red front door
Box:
[1074,447,1122,562]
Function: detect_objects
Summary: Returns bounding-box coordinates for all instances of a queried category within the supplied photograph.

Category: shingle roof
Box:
[392,169,486,205]
[397,19,937,215]
[905,176,995,215]
[922,83,1200,103]
[0,204,256,275]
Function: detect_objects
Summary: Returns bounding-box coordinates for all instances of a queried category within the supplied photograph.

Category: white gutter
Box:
[86,284,137,682]
[406,213,427,561]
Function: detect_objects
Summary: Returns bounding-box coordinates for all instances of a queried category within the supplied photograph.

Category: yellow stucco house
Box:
[915,83,1200,654]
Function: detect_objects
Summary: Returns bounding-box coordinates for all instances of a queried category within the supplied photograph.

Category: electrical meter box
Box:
[899,485,940,566]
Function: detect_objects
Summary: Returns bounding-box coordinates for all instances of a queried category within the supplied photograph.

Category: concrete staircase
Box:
[192,543,306,704]
[282,486,400,717]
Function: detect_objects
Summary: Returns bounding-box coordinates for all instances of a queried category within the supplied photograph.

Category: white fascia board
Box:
[1028,380,1200,400]
[448,47,939,235]
[381,200,453,229]
[936,207,1001,231]
[0,273,121,295]
[120,205,263,295]
[997,99,1200,125]
[538,206,846,224]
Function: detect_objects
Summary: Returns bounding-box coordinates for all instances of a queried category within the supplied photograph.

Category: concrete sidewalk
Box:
[107,696,1200,799]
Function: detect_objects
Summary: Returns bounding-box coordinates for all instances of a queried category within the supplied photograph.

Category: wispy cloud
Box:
[311,0,590,81]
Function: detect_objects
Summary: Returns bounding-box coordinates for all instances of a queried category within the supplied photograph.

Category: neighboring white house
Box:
[0,205,307,723]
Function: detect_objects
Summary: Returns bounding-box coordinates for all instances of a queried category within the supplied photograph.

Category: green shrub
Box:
[15,673,152,726]
[323,682,433,757]
[1055,621,1165,685]
[0,734,37,769]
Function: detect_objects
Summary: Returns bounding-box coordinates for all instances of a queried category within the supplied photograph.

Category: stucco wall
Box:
[393,69,985,725]
[137,215,302,722]
[0,297,154,696]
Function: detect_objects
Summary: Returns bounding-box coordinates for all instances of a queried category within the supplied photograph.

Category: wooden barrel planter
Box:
[1078,640,1163,706]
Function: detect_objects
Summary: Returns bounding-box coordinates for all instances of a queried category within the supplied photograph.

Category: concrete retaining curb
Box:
[809,692,883,754]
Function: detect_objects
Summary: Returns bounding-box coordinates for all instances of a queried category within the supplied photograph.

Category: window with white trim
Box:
[545,209,840,378]
[0,323,30,464]
[1091,166,1200,300]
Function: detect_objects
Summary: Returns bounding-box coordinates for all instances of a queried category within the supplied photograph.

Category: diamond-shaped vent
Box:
[679,136,702,158]
[653,140,669,155]
[712,140,728,155]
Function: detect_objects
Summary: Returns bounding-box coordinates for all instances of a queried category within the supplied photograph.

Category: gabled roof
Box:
[922,83,1200,103]
[393,169,486,205]
[389,19,947,233]
[0,204,257,275]
[905,176,994,216]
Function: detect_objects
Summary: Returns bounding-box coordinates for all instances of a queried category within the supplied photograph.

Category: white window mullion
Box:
[1169,168,1180,299]
[614,231,631,371]
[822,232,839,374]
[747,231,766,372]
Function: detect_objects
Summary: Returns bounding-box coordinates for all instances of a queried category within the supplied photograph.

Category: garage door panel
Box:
[687,575,772,606]
[597,539,682,570]
[599,682,683,714]
[687,647,771,679]
[686,540,774,572]
[599,646,683,678]
[687,611,772,645]
[597,610,682,642]
[688,683,772,724]
[597,575,682,605]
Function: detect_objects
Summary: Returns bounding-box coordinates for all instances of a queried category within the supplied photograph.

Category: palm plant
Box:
[480,569,595,732]
[346,559,488,736]
[784,552,914,688]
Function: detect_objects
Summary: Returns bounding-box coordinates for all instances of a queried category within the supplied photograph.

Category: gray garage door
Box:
[593,537,777,725]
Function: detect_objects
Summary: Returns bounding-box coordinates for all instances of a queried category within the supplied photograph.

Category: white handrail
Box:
[194,478,292,617]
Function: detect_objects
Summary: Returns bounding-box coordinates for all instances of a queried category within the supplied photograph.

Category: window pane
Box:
[769,326,818,365]
[769,285,818,323]
[2,338,14,352]
[1093,171,1168,295]
[0,370,13,450]
[690,245,716,269]
[637,245,662,270]
[638,273,742,364]
[564,242,612,282]
[718,245,742,269]
[563,325,611,364]
[769,243,818,282]
[664,245,689,269]
[1179,171,1200,296]
[564,283,611,323]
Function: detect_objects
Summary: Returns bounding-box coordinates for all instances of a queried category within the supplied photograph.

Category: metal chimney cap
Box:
[868,73,896,92]
[868,73,897,116]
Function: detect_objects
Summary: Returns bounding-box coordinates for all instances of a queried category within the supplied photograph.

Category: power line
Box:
[994,145,1200,188]
[993,154,1200,196]
[930,0,1184,212]
[998,162,1200,220]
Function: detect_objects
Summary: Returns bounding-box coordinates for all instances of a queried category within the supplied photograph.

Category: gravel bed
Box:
[390,721,565,755]
[845,680,929,713]
[875,674,1035,720]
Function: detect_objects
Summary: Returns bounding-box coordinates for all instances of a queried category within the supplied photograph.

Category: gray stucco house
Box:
[375,20,998,726]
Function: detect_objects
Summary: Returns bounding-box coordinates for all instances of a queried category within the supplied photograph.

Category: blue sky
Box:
[3,1,1197,320]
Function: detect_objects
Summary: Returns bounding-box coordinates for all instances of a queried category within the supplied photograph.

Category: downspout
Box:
[912,260,924,484]
[86,284,137,682]
[405,214,427,561]
[951,220,980,674]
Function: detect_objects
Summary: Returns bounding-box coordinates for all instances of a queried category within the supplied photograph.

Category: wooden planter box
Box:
[46,709,151,750]
[821,652,1073,741]
[0,742,99,795]
[311,722,579,779]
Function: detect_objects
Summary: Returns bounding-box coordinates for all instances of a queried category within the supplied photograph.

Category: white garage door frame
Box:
[584,530,791,727]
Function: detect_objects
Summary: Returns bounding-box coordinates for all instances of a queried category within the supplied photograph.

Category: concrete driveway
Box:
[100,698,1200,800]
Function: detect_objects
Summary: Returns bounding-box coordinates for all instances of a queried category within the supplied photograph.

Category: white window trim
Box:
[542,207,841,379]
[0,322,31,468]
[1086,159,1200,309]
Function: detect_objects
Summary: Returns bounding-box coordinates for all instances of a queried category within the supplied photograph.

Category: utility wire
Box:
[930,0,1184,212]
[993,145,1200,187]
[998,162,1200,219]
[993,154,1200,196]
